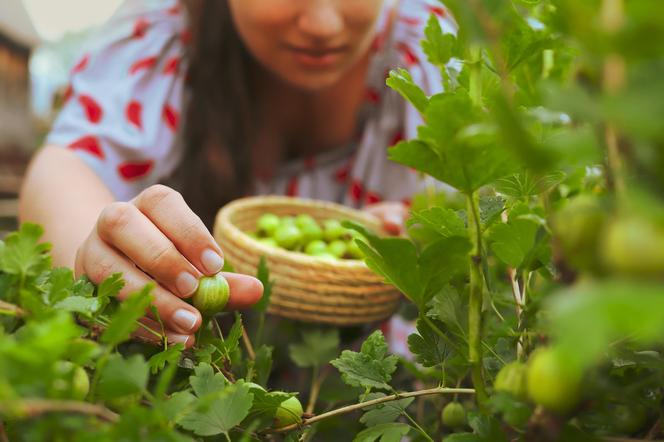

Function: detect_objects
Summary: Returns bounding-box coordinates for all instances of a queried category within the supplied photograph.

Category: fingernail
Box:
[173,309,198,332]
[201,248,223,274]
[176,272,199,297]
[169,334,190,345]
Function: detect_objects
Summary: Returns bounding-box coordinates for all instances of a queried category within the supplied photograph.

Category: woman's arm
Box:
[19,145,115,268]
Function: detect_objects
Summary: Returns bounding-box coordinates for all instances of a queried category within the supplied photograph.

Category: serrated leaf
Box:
[41,267,75,305]
[407,318,450,367]
[101,285,153,346]
[0,223,51,278]
[161,391,197,422]
[179,381,253,436]
[97,354,149,400]
[487,205,540,268]
[190,363,228,397]
[427,285,468,338]
[97,273,125,301]
[289,328,339,368]
[247,389,292,422]
[148,343,184,374]
[386,69,429,114]
[253,345,273,386]
[331,331,398,391]
[409,208,467,239]
[215,313,243,357]
[360,393,414,426]
[54,296,102,317]
[353,423,411,442]
[422,14,458,66]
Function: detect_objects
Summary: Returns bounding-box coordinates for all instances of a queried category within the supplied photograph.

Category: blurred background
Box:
[0,0,122,237]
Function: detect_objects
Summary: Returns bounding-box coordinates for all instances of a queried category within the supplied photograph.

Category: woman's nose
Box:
[297,2,344,40]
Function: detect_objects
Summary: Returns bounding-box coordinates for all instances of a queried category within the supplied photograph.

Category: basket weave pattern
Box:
[213,196,402,325]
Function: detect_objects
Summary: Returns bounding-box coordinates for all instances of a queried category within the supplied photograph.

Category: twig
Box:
[0,399,119,423]
[0,421,8,442]
[0,300,25,317]
[241,325,256,360]
[305,368,328,415]
[267,387,475,434]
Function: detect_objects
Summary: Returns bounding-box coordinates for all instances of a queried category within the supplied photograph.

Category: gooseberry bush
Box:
[3,0,664,440]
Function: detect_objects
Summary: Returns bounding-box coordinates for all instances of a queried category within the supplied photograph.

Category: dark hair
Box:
[169,0,255,228]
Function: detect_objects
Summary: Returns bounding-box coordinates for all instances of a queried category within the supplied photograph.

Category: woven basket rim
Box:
[215,195,382,270]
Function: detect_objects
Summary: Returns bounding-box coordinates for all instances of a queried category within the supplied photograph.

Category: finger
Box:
[132,317,195,349]
[97,201,202,298]
[132,185,224,276]
[79,232,203,335]
[222,272,264,310]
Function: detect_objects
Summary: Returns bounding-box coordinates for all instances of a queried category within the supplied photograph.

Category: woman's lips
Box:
[287,45,347,68]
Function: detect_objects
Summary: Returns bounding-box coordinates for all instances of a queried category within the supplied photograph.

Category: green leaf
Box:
[408,318,450,367]
[360,393,414,426]
[0,223,51,278]
[289,328,339,368]
[494,171,566,199]
[549,280,664,371]
[215,313,243,357]
[487,205,540,268]
[252,257,272,313]
[247,389,292,422]
[190,362,228,397]
[54,296,102,318]
[161,391,197,422]
[97,273,125,301]
[422,14,458,66]
[97,354,149,400]
[179,381,254,436]
[386,69,429,114]
[487,392,532,428]
[353,423,411,442]
[148,343,184,375]
[427,285,468,339]
[253,345,274,386]
[101,284,153,347]
[41,267,76,305]
[409,208,467,239]
[346,222,470,309]
[331,330,398,391]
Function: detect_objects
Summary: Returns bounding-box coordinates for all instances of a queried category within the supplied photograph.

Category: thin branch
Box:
[0,300,25,317]
[305,368,328,415]
[267,387,475,434]
[241,325,256,361]
[0,399,119,423]
[0,421,8,442]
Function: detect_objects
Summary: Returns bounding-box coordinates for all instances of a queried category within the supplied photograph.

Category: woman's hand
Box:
[363,202,409,236]
[74,184,263,348]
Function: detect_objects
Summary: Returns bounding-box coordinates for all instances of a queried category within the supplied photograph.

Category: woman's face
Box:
[228,0,385,91]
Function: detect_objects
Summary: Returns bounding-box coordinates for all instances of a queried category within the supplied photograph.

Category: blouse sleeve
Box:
[46,0,189,202]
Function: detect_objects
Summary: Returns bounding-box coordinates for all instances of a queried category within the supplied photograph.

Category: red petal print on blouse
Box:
[364,88,381,104]
[69,135,104,160]
[118,161,154,181]
[371,34,385,53]
[304,156,316,170]
[163,104,179,131]
[167,3,181,15]
[62,84,73,103]
[334,164,350,183]
[181,29,192,45]
[399,16,422,26]
[366,191,383,205]
[71,55,89,74]
[397,42,419,66]
[126,101,143,129]
[350,179,364,202]
[133,18,150,39]
[286,176,299,197]
[163,57,179,75]
[402,198,412,208]
[78,95,103,124]
[129,56,158,75]
[390,130,405,147]
[428,5,447,18]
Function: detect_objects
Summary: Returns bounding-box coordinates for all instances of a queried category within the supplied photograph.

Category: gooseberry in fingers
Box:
[191,273,230,317]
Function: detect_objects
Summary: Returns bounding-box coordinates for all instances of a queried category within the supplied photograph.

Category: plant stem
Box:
[241,325,256,360]
[0,399,119,423]
[267,387,475,434]
[0,301,24,317]
[306,367,328,415]
[404,411,434,442]
[467,192,488,405]
[469,45,483,107]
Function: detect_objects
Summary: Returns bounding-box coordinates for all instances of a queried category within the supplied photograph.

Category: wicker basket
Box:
[213,196,402,326]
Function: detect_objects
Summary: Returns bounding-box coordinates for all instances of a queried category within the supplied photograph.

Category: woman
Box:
[19,0,455,348]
